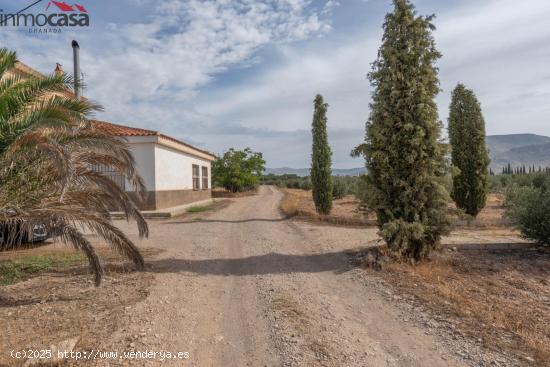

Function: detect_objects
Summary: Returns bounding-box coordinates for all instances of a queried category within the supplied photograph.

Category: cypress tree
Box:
[448,83,490,217]
[357,0,449,260]
[311,94,333,214]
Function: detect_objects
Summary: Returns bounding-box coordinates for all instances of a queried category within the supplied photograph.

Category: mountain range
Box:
[486,134,550,172]
[266,134,550,176]
[265,167,367,177]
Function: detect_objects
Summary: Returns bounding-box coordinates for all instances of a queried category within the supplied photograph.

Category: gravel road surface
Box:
[104,186,465,367]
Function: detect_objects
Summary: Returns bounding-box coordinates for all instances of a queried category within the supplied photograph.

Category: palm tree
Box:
[0,48,148,285]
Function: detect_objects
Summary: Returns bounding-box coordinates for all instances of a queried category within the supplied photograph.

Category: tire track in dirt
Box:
[103,186,465,367]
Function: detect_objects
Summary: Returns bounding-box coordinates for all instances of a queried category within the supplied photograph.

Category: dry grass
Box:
[358,243,550,365]
[280,188,376,226]
[0,244,163,366]
[282,189,512,229]
[450,193,511,228]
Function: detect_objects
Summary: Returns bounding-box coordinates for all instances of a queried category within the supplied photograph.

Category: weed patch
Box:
[187,205,212,213]
[0,254,83,285]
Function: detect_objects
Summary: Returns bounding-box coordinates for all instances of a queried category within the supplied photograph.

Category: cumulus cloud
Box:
[0,0,334,119]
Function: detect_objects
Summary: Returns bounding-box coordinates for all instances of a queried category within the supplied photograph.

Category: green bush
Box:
[490,171,550,193]
[505,182,550,246]
[212,148,265,192]
[299,178,312,191]
[332,177,347,199]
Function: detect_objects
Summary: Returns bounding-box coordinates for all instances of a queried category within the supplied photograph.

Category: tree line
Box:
[501,164,550,175]
[303,0,549,259]
[210,0,550,260]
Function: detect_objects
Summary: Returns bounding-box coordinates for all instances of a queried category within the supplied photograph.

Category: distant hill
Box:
[265,167,366,177]
[266,134,550,176]
[486,134,550,172]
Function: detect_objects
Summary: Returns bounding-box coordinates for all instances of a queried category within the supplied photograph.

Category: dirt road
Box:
[104,186,465,366]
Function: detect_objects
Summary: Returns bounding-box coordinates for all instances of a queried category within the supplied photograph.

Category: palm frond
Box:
[0,48,17,79]
[49,222,104,286]
[0,48,148,286]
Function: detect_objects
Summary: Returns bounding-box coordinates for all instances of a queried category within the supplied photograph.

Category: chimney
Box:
[54,63,64,76]
[72,40,81,99]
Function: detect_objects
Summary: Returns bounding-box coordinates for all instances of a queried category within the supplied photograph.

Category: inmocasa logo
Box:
[0,0,90,32]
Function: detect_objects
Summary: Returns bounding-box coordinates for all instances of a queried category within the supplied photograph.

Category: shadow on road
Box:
[146,249,359,276]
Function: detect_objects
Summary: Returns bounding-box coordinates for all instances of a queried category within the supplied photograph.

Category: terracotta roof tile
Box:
[92,120,216,160]
[92,120,159,137]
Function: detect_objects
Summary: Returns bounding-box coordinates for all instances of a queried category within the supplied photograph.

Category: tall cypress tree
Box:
[448,83,490,217]
[311,94,333,215]
[357,0,449,260]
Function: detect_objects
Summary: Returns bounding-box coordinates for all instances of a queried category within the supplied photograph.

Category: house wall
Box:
[154,144,211,190]
[153,144,212,209]
[127,142,156,191]
[125,139,212,210]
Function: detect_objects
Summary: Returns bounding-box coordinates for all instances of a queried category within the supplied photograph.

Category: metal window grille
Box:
[91,164,126,191]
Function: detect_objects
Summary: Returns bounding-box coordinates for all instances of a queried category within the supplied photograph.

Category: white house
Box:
[93,121,216,210]
[12,61,216,211]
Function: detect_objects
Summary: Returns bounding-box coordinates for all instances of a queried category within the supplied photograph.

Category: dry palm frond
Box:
[0,48,148,285]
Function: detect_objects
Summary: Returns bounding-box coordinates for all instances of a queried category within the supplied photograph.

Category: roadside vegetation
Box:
[353,0,449,261]
[448,84,490,217]
[212,148,265,193]
[504,172,550,246]
[280,188,375,226]
[353,244,550,364]
[310,94,333,215]
[0,253,83,286]
[262,174,361,198]
[275,1,550,362]
[0,48,147,285]
[186,205,213,213]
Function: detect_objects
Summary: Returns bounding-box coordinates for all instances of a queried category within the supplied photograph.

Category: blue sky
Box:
[1,0,549,168]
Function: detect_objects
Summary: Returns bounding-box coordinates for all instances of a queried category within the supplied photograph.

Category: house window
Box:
[92,164,125,191]
[192,164,200,190]
[202,166,209,189]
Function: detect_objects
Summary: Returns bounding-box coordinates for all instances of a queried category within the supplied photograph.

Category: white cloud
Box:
[2,0,549,169]
[435,0,550,136]
[1,0,334,118]
[187,0,550,167]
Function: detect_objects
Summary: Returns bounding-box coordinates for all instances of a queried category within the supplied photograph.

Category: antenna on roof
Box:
[72,40,81,99]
